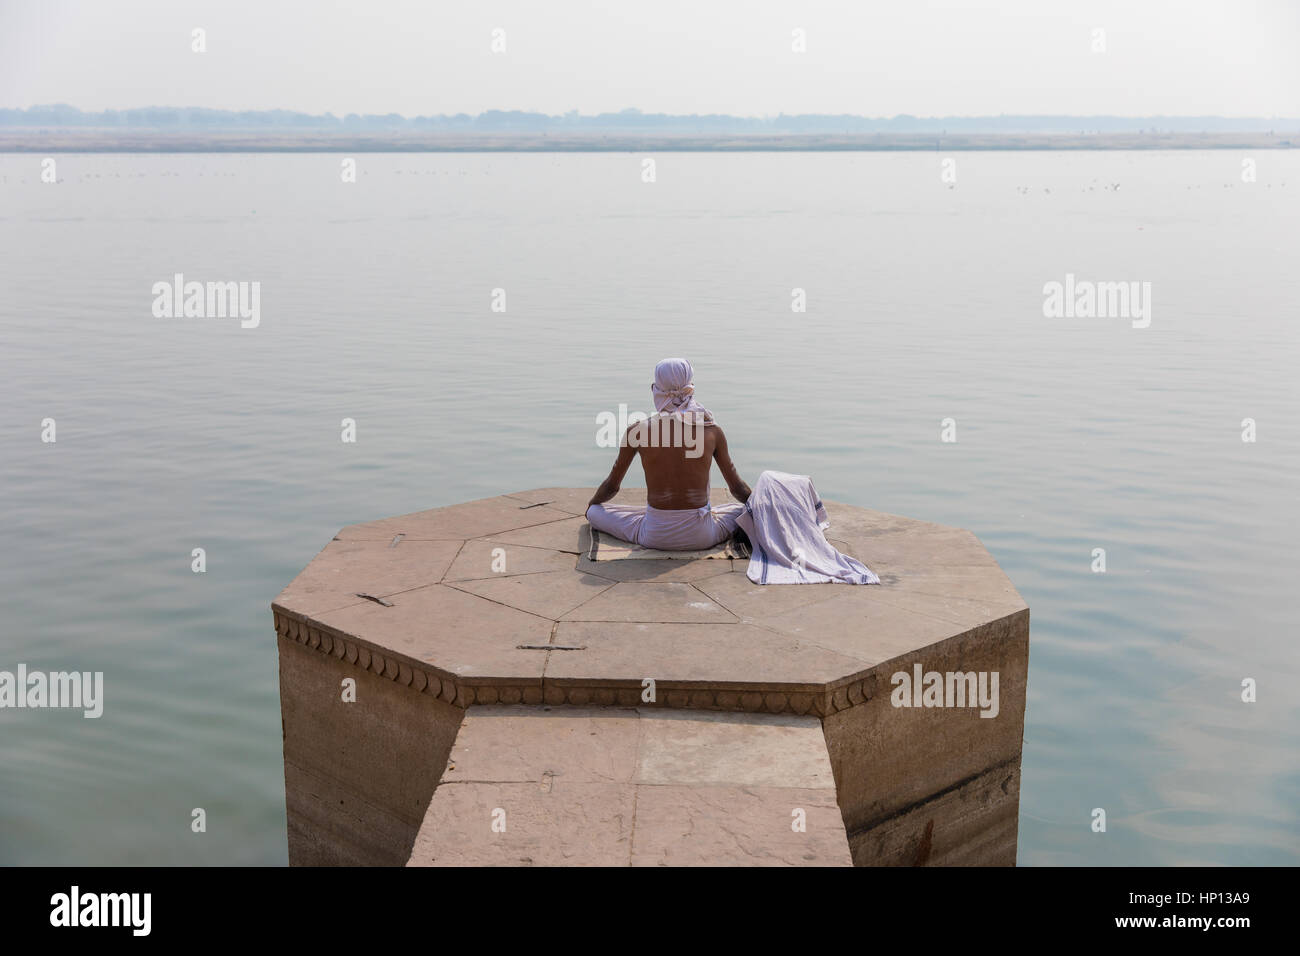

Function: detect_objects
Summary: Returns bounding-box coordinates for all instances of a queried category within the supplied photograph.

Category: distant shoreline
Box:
[1,130,1295,153]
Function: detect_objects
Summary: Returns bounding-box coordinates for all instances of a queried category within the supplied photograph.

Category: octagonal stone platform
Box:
[273,488,1029,866]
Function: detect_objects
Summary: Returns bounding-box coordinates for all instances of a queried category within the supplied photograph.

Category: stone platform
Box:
[273,487,1029,866]
[408,706,852,866]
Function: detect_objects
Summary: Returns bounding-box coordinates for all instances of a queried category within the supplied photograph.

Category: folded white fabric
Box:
[736,471,880,585]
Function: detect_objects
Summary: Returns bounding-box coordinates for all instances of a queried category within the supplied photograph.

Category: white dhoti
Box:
[585,501,745,551]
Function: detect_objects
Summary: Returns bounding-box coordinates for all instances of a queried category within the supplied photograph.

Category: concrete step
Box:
[407,705,851,866]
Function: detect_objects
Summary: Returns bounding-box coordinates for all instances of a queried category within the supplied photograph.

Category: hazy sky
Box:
[2,0,1297,117]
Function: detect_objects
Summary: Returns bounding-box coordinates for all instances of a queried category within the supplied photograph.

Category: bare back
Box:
[636,418,717,509]
[590,415,750,510]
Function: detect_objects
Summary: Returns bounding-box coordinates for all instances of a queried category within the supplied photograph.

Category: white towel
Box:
[735,471,880,585]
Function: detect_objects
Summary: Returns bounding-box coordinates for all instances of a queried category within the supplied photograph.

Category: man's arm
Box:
[588,439,637,508]
[712,425,752,504]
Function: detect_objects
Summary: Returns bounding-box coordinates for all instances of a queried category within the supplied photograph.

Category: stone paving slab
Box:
[547,621,871,690]
[451,569,616,620]
[273,538,463,618]
[407,781,636,866]
[692,571,847,622]
[559,581,738,624]
[312,583,552,683]
[442,540,576,582]
[758,590,969,668]
[835,527,1000,570]
[817,506,962,539]
[629,785,848,866]
[408,705,851,866]
[866,580,1027,629]
[635,710,839,789]
[444,707,642,784]
[481,515,590,553]
[575,555,737,583]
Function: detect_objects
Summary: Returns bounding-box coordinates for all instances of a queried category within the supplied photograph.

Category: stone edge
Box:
[272,605,1029,718]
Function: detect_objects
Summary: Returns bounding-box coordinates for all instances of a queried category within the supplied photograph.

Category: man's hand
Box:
[588,479,617,509]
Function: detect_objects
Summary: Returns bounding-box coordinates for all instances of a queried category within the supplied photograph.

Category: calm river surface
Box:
[1,150,1296,864]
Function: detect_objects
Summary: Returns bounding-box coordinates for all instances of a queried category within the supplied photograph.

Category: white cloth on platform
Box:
[735,471,879,585]
[585,501,744,551]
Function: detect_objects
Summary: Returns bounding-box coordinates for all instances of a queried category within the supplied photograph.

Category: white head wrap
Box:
[650,358,713,423]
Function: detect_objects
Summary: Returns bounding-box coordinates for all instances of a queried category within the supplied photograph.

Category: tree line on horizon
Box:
[1,104,1294,133]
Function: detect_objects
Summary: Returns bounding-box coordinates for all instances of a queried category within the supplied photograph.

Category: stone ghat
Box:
[273,487,1029,866]
[408,706,852,866]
